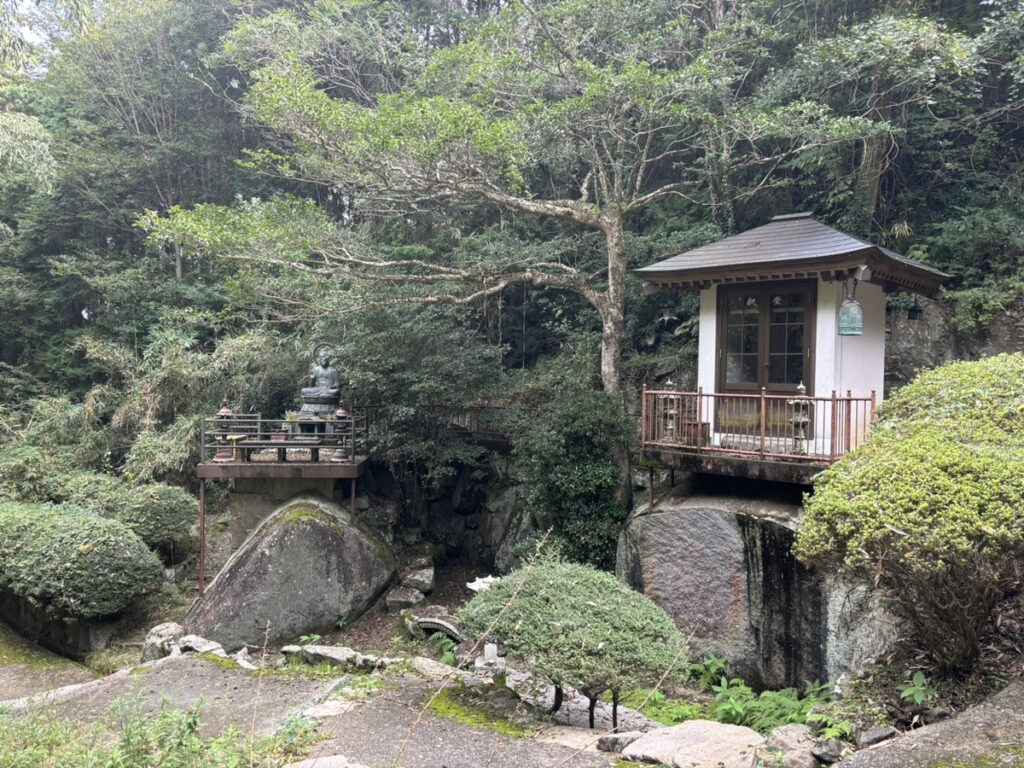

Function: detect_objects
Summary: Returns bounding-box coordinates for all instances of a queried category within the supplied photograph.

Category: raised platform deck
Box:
[197,456,368,479]
[641,388,875,485]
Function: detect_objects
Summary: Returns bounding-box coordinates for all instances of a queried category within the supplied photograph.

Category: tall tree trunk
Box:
[602,216,632,509]
[600,216,627,395]
[856,75,893,233]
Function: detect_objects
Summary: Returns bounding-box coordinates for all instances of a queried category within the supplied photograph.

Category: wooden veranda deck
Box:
[641,388,876,485]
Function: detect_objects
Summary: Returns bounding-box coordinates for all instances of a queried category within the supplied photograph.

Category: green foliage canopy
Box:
[510,342,633,568]
[457,559,687,727]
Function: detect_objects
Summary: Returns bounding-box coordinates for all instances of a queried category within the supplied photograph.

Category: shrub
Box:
[457,560,687,727]
[0,501,163,619]
[795,354,1024,670]
[62,475,198,563]
[6,470,198,564]
[711,678,832,734]
[510,370,633,569]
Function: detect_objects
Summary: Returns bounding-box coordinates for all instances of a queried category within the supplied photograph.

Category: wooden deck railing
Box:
[642,388,875,463]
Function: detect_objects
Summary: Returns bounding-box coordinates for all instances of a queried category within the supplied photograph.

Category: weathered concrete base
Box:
[0,589,126,661]
[228,477,342,548]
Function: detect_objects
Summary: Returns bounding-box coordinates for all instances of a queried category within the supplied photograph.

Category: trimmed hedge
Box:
[0,501,163,619]
[60,473,198,563]
[795,354,1024,670]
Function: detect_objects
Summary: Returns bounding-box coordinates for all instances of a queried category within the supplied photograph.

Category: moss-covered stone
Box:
[183,494,395,651]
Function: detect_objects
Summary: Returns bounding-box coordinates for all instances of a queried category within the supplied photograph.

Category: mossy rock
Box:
[183,494,395,651]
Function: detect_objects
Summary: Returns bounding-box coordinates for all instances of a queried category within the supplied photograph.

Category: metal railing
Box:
[642,388,875,463]
[199,409,370,463]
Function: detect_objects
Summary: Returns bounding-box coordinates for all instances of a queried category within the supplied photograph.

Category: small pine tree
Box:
[457,560,687,727]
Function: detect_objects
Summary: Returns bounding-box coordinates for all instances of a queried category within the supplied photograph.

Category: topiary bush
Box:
[59,473,199,563]
[795,354,1024,670]
[0,501,163,619]
[457,559,687,727]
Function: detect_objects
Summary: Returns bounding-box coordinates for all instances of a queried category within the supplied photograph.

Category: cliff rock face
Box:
[617,491,896,687]
[184,494,395,651]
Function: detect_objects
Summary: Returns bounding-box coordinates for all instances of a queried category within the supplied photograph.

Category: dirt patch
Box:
[836,680,1024,768]
[300,672,618,768]
[312,558,485,653]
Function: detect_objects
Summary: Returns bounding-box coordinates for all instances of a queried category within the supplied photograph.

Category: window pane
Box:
[788,356,803,384]
[743,326,759,353]
[741,355,758,382]
[727,328,741,353]
[787,327,803,353]
[769,356,785,383]
[769,325,786,352]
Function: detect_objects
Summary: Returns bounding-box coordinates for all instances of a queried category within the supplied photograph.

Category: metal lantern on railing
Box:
[330,398,350,462]
[662,379,676,442]
[786,381,810,455]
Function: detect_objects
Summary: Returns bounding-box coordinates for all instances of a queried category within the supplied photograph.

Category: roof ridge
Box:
[770,212,815,221]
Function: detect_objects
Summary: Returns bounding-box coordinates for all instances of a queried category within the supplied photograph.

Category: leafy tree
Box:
[457,559,687,728]
[770,14,979,235]
[187,0,872,396]
[795,354,1024,671]
[509,338,634,569]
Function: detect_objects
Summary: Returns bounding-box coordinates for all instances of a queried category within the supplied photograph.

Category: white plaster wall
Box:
[698,285,718,394]
[813,277,839,399]
[833,279,886,402]
[815,277,885,451]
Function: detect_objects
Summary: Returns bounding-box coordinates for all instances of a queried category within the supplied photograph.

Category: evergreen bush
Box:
[509,347,633,569]
[457,559,687,727]
[60,473,198,563]
[0,501,163,619]
[795,354,1024,670]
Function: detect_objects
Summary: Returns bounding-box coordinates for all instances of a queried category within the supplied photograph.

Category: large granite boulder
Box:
[617,492,900,687]
[184,494,395,651]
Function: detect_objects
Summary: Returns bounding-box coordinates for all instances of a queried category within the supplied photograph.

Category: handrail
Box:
[199,409,370,464]
[641,388,874,463]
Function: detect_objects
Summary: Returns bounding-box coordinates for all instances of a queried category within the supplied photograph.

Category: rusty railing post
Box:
[697,387,703,449]
[845,389,853,454]
[830,390,838,460]
[641,385,648,446]
[198,478,206,596]
[760,387,767,457]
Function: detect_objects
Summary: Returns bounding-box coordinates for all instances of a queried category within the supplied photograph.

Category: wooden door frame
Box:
[715,280,817,396]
